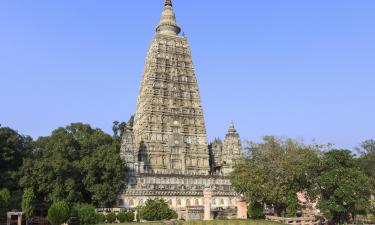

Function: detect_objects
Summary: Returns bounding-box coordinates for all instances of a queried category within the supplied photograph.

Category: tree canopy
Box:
[19,123,126,207]
[0,126,33,210]
[312,150,373,224]
[230,136,321,216]
[358,139,375,155]
[231,137,374,224]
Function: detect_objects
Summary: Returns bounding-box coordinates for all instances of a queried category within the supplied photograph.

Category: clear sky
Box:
[1,0,374,150]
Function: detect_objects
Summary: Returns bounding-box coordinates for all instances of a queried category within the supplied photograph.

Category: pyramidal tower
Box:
[132,0,209,175]
[120,1,244,218]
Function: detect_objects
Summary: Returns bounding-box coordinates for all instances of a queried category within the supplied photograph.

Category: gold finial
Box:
[165,0,172,6]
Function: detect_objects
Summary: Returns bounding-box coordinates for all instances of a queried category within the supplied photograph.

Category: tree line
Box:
[230,136,375,224]
[0,121,130,222]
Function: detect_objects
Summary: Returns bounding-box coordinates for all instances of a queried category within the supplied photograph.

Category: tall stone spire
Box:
[156,0,181,35]
[127,0,210,175]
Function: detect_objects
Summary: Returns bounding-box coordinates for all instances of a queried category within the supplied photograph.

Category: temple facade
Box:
[119,0,244,219]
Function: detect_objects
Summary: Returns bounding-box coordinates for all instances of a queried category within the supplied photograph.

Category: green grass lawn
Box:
[183,220,285,225]
[99,220,285,225]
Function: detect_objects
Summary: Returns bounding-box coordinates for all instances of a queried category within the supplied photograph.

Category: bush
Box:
[248,201,265,219]
[117,211,134,223]
[125,211,135,222]
[139,198,177,221]
[72,204,97,225]
[106,212,116,223]
[117,212,126,223]
[159,209,177,220]
[48,201,70,225]
[96,213,106,224]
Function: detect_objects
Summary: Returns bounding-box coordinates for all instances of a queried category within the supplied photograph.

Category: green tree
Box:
[312,150,373,224]
[357,140,375,193]
[230,136,321,216]
[81,144,125,208]
[357,153,375,190]
[19,123,126,207]
[139,199,177,221]
[112,121,127,138]
[0,126,33,189]
[358,139,375,155]
[0,188,11,219]
[22,188,36,225]
[48,201,70,225]
[0,126,33,210]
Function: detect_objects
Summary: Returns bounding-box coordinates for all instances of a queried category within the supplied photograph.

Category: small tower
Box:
[221,121,244,175]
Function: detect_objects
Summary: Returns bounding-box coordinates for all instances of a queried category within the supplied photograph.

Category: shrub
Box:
[48,201,70,225]
[96,213,106,224]
[117,212,126,223]
[159,209,177,220]
[248,201,264,219]
[117,211,134,223]
[106,212,116,223]
[124,212,135,222]
[139,198,178,221]
[72,204,97,225]
[0,188,11,220]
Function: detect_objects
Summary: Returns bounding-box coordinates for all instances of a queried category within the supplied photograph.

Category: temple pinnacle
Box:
[165,0,172,6]
[156,0,181,35]
[228,121,237,133]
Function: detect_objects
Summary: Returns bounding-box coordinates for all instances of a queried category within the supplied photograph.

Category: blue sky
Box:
[1,0,374,150]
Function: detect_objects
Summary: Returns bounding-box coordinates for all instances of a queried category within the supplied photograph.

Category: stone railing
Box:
[266,215,321,225]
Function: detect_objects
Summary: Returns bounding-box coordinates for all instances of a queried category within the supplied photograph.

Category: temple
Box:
[119,0,244,220]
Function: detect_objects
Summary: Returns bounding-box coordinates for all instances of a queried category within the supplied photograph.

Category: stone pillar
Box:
[237,199,248,220]
[18,214,22,225]
[203,188,212,221]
